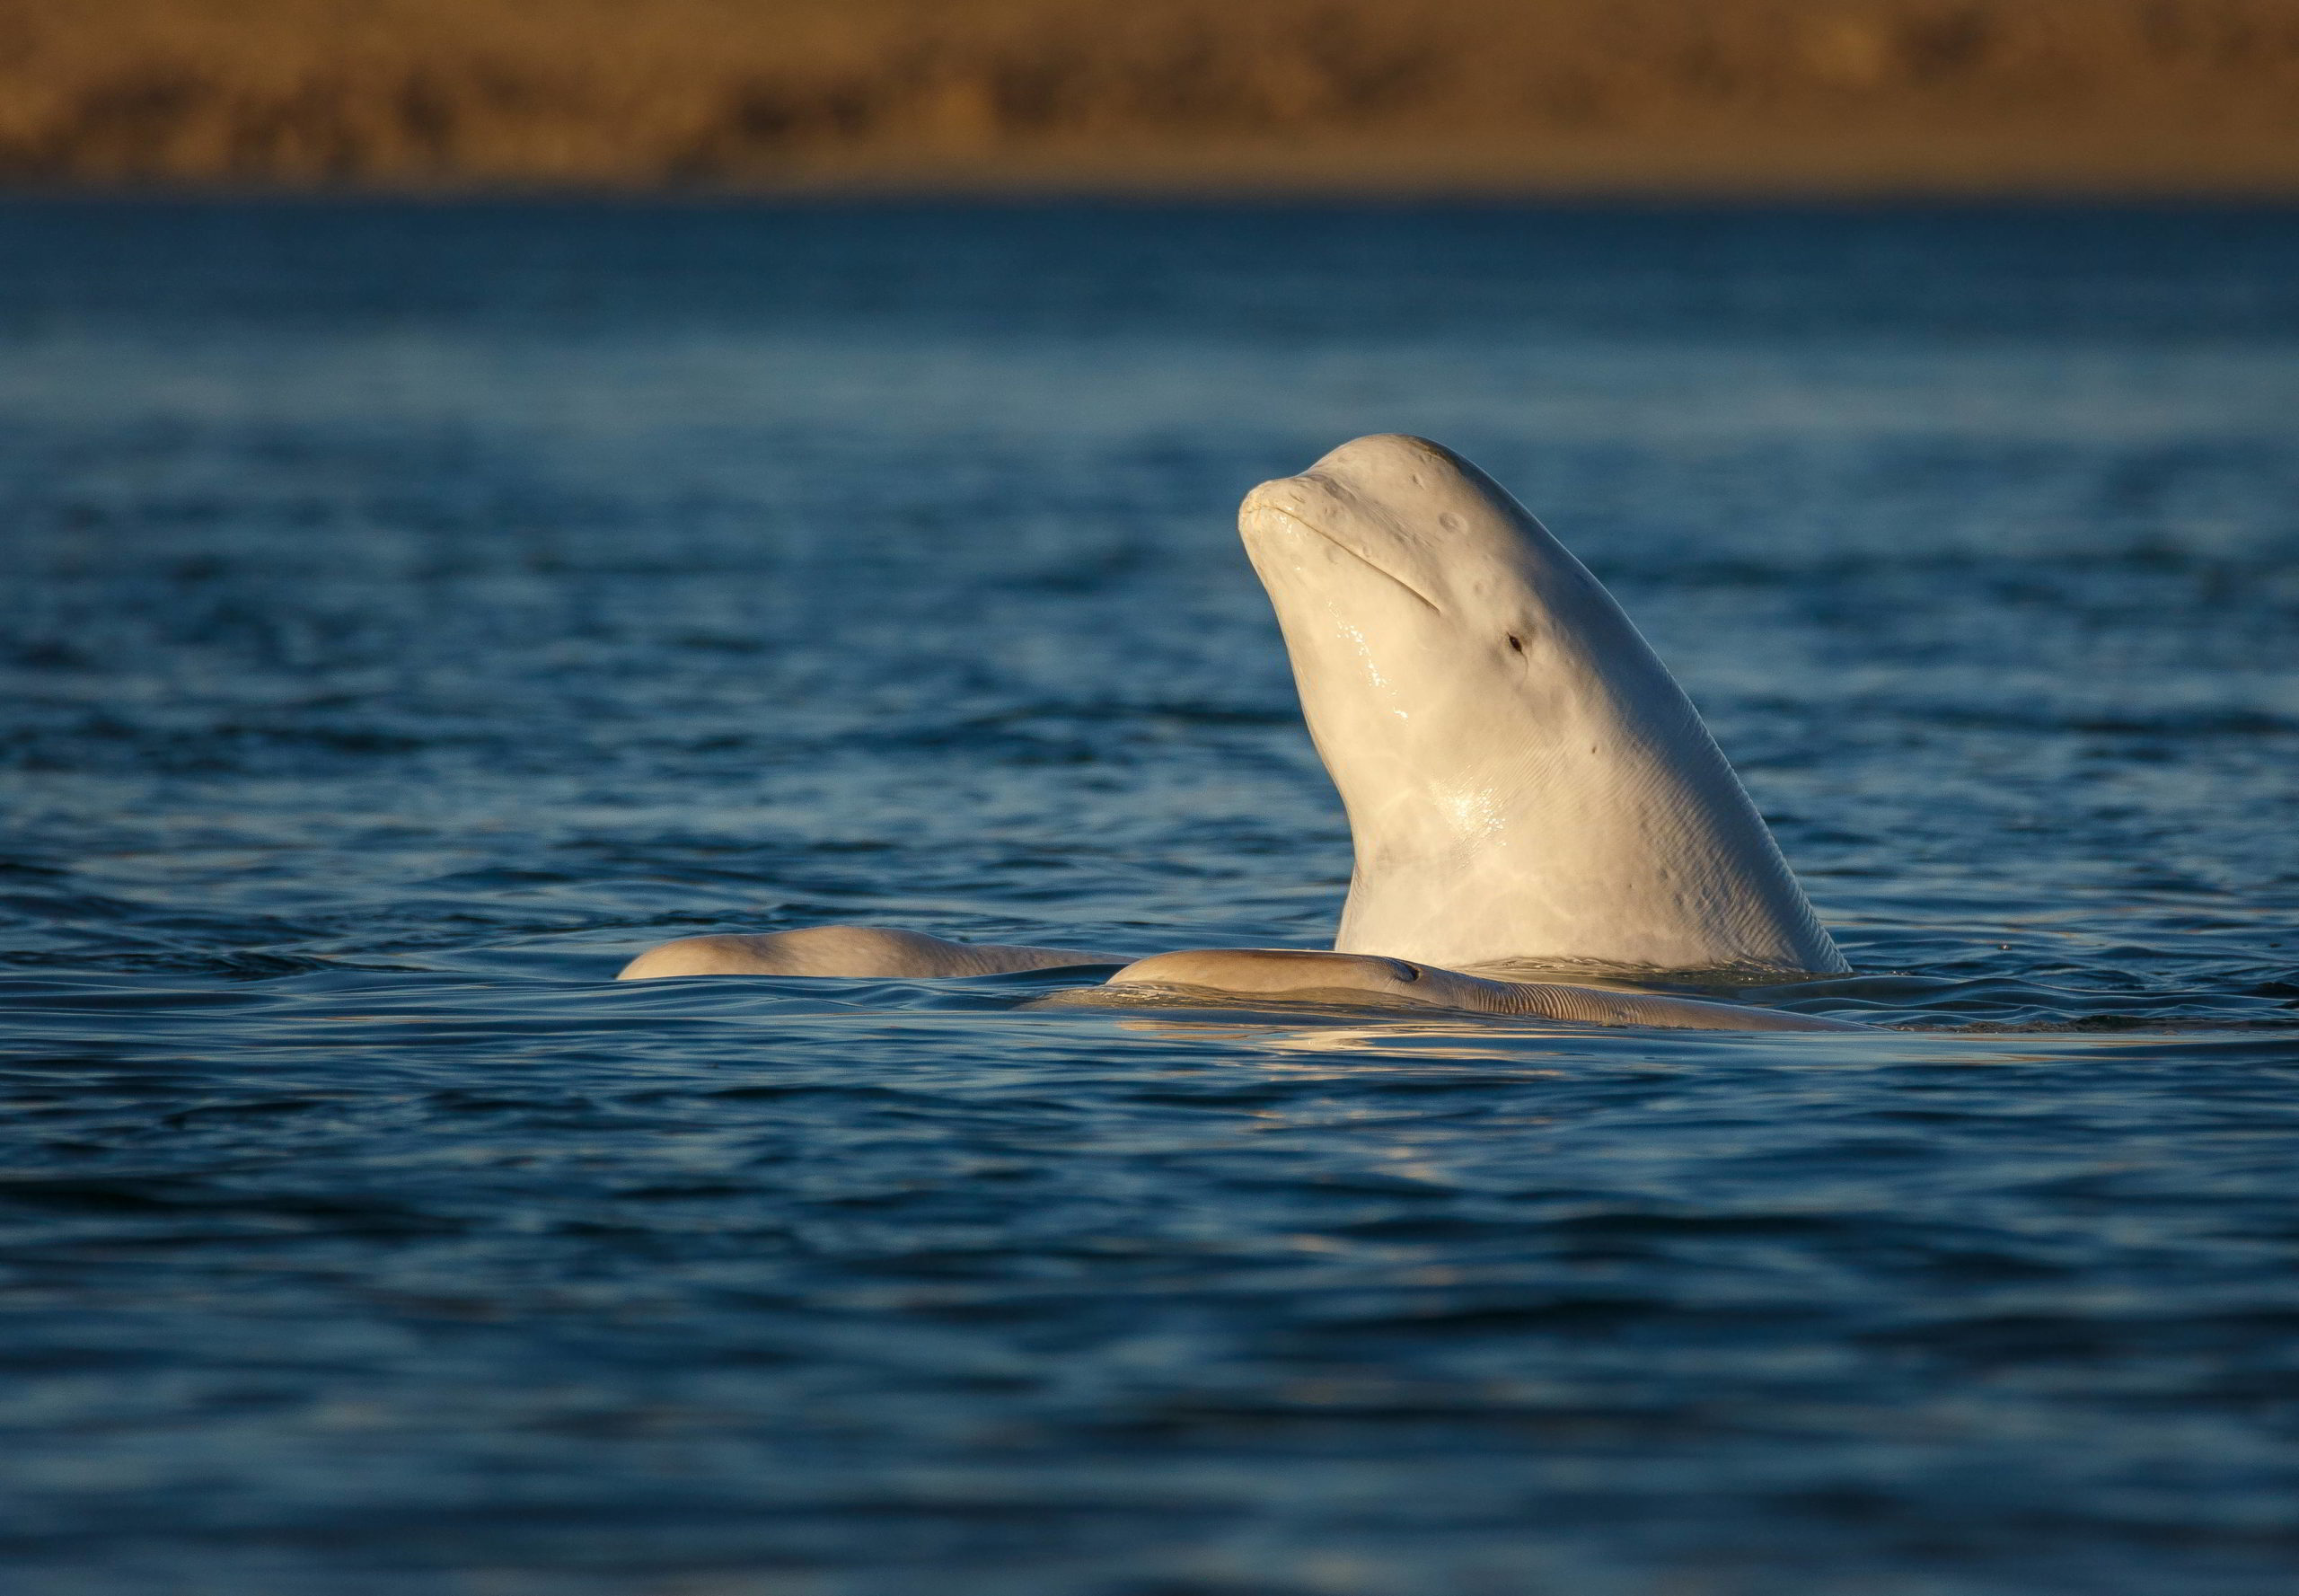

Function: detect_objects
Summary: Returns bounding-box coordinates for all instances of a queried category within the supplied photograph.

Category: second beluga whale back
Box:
[1240,433,1846,975]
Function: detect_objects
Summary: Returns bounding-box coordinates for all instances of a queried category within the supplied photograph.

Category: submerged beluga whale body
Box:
[621,436,1863,1033]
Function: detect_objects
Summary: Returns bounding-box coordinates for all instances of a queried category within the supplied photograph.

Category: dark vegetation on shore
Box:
[4,0,2298,192]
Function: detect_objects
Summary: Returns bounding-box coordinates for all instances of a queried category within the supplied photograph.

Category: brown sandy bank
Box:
[4,0,2298,194]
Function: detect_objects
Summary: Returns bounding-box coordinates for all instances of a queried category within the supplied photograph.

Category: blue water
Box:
[2,199,2296,1595]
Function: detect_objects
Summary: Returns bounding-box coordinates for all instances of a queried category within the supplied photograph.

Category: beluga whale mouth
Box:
[1249,499,1443,613]
[1240,434,1847,976]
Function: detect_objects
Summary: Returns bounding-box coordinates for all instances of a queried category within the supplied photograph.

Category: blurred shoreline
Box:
[4,0,2299,195]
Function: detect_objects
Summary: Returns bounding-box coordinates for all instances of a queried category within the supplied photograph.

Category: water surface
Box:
[2,200,2296,1595]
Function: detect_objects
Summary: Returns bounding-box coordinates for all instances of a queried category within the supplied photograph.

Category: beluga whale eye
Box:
[1505,634,1525,653]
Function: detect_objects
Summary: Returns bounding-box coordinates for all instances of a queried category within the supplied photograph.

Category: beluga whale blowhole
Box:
[621,435,1867,1034]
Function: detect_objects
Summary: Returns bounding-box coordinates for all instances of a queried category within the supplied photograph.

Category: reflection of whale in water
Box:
[621,436,1868,1033]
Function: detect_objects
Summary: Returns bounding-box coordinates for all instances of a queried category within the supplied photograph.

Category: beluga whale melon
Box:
[621,436,1865,1034]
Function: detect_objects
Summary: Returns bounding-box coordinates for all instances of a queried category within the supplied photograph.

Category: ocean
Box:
[2,198,2295,1594]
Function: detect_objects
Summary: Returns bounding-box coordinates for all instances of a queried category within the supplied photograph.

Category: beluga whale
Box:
[1245,433,1845,975]
[621,436,1865,1033]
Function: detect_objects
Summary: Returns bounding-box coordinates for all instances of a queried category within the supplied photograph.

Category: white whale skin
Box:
[618,926,1127,981]
[1240,433,1845,974]
[1089,948,1870,1033]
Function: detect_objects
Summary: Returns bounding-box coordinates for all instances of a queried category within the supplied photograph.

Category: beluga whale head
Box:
[1240,434,1846,975]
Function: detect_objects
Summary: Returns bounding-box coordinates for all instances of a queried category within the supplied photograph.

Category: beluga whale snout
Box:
[1240,434,1846,975]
